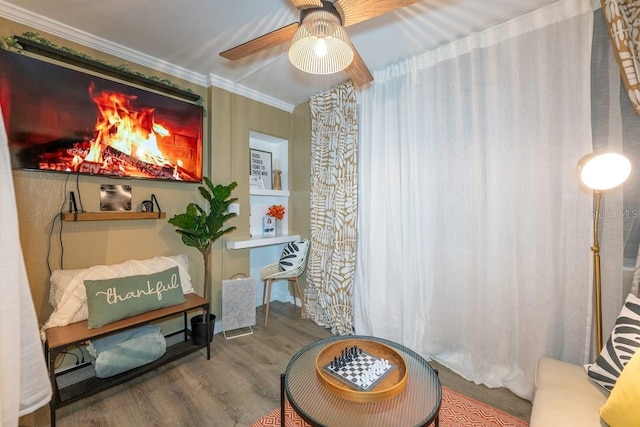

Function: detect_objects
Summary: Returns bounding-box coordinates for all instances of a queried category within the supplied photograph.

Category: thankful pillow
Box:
[85,266,185,328]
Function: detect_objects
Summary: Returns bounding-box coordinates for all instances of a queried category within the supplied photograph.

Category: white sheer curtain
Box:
[0,105,51,425]
[354,0,595,399]
[591,8,627,347]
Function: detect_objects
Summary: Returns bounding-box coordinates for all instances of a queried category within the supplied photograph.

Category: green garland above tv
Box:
[3,32,202,104]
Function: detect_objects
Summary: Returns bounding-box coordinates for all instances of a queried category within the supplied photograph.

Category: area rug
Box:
[251,386,528,427]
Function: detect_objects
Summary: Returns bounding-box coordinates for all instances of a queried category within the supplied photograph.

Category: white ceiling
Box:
[0,0,557,111]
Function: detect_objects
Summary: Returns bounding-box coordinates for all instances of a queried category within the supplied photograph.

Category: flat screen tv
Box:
[0,48,203,182]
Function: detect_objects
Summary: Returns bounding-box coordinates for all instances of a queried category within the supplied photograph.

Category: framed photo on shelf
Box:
[250,148,272,189]
[100,184,132,211]
[263,216,276,237]
[249,175,265,190]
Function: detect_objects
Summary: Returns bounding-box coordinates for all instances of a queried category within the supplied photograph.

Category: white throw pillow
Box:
[279,240,309,271]
[585,293,640,391]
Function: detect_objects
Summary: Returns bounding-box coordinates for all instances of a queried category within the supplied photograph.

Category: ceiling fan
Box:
[220,0,423,88]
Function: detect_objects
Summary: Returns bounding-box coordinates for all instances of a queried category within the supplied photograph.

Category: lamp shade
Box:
[289,10,353,75]
[577,153,631,191]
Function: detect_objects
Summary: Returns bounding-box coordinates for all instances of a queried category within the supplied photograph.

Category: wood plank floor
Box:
[20,301,532,426]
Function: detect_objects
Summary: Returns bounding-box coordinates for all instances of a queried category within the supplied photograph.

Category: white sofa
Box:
[529,358,608,427]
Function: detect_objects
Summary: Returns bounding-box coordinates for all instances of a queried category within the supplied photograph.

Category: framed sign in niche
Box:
[250,148,272,189]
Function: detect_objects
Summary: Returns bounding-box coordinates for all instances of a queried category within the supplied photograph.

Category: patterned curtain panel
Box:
[305,81,358,335]
[601,0,640,115]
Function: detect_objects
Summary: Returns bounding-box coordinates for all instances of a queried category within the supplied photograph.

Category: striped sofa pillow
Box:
[585,293,640,391]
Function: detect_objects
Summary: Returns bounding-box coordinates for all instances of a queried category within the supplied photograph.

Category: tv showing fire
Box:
[0,48,203,183]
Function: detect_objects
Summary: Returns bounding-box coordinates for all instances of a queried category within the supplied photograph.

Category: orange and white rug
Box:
[251,386,528,427]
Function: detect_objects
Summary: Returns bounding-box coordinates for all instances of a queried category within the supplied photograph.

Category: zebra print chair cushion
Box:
[279,240,309,271]
[586,293,640,391]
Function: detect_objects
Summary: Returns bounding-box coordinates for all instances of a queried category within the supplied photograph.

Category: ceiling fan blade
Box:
[335,0,423,27]
[345,45,373,88]
[220,23,299,61]
[290,0,323,9]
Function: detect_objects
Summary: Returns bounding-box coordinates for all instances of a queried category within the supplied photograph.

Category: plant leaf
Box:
[169,180,238,252]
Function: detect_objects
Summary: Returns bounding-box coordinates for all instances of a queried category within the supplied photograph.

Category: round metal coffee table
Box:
[281,335,441,427]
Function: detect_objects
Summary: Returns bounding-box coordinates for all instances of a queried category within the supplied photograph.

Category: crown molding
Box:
[0,1,207,87]
[0,1,294,112]
[207,73,295,113]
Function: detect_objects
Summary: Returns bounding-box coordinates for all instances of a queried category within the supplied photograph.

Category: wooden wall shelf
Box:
[225,234,300,250]
[61,211,166,222]
[250,189,290,197]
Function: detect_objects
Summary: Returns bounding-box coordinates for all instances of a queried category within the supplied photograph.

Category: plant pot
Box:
[190,313,216,346]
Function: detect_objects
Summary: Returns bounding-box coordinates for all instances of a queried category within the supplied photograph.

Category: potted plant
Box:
[168,177,238,344]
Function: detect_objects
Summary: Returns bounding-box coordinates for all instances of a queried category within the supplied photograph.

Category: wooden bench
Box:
[44,293,210,427]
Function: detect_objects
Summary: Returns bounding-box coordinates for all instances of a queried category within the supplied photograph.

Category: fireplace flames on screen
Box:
[86,84,174,165]
[36,84,197,181]
[73,84,182,179]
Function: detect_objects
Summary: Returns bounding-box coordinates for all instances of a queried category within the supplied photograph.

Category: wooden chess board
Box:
[322,346,396,391]
[315,339,408,402]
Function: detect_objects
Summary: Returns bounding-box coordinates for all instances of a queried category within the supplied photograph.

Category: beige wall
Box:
[213,89,300,312]
[2,19,310,328]
[290,102,312,286]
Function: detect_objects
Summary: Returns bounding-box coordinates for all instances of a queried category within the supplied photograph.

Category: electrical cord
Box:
[46,174,91,273]
[74,174,85,213]
[46,213,59,275]
[74,343,86,363]
[47,174,71,274]
[58,213,64,270]
[53,343,90,370]
[54,348,79,370]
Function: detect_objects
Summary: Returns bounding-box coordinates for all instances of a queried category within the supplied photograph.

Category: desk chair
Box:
[260,240,310,327]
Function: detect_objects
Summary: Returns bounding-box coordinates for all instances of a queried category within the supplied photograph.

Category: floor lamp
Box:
[577,153,631,353]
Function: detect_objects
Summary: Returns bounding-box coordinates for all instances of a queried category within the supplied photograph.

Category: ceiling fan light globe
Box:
[289,10,354,74]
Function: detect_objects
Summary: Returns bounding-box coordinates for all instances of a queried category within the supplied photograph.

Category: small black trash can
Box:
[190,313,215,346]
